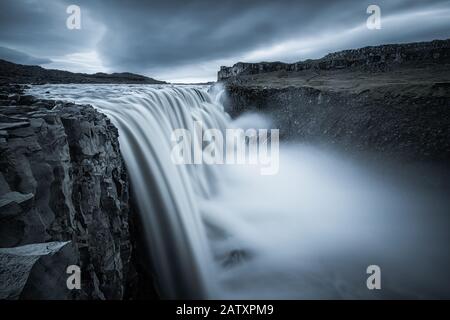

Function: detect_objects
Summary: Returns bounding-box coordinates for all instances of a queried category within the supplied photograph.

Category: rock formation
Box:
[0,85,131,299]
[218,39,450,80]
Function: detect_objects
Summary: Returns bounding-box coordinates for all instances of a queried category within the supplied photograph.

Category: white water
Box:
[29,84,450,299]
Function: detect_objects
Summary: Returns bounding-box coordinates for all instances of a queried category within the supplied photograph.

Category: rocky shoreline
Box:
[0,84,153,299]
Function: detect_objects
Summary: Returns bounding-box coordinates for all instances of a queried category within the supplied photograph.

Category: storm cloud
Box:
[0,0,449,82]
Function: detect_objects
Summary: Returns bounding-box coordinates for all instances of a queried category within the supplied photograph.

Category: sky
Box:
[0,0,449,83]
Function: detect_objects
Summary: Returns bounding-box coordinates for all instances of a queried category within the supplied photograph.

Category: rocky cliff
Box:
[218,39,450,80]
[220,39,450,163]
[0,59,166,85]
[0,85,132,299]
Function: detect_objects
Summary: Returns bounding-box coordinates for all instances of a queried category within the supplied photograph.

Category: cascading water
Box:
[29,84,450,299]
[40,85,228,298]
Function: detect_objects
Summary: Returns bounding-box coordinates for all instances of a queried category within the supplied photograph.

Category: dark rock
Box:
[220,39,450,163]
[19,241,79,300]
[218,39,450,81]
[0,192,34,219]
[225,84,450,163]
[18,95,37,105]
[0,241,76,300]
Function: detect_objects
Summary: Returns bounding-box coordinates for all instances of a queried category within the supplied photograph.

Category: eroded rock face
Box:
[218,39,450,81]
[0,85,130,299]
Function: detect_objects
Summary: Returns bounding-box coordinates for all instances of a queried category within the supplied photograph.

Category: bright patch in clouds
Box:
[46,51,107,74]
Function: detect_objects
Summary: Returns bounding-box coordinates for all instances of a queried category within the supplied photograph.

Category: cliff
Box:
[220,39,450,163]
[0,59,166,85]
[0,85,132,299]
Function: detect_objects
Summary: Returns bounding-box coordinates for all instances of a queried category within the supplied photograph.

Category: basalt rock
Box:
[0,85,131,299]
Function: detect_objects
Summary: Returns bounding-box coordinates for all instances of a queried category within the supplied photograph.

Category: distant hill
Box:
[0,59,167,85]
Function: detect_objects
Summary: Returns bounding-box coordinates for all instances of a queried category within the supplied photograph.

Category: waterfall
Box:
[30,84,228,298]
[29,84,450,299]
[78,86,229,298]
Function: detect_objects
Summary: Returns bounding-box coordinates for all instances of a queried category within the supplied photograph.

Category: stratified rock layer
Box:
[0,59,166,85]
[0,85,130,299]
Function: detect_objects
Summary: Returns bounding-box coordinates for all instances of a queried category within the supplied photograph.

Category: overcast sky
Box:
[0,0,449,82]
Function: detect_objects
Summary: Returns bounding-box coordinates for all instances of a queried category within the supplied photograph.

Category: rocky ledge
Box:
[0,85,132,299]
[0,59,166,85]
[218,39,450,80]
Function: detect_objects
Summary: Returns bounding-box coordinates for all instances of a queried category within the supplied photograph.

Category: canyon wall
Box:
[225,84,450,162]
[0,85,132,299]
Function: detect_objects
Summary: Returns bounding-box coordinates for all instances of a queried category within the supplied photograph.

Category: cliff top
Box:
[0,59,167,85]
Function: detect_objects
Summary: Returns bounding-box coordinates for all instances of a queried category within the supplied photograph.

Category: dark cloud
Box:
[81,0,450,72]
[0,0,449,81]
[0,0,102,57]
